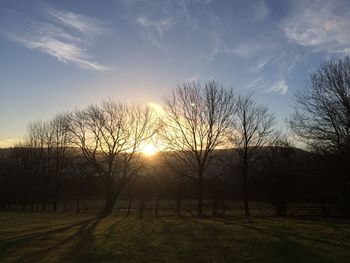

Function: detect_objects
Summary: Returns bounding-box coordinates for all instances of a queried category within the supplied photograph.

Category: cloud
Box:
[248,56,272,73]
[228,40,276,58]
[283,0,350,54]
[268,79,288,94]
[247,77,288,95]
[1,5,111,71]
[46,7,112,38]
[136,16,175,36]
[254,0,269,20]
[136,16,175,52]
[7,33,110,71]
[247,76,269,90]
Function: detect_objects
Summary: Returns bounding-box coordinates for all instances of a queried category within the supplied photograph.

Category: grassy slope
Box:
[0,212,349,263]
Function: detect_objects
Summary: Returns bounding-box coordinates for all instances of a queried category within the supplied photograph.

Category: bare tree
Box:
[289,56,350,211]
[257,136,300,216]
[290,57,350,153]
[231,93,276,216]
[50,114,71,212]
[66,101,158,215]
[22,115,71,212]
[25,120,53,212]
[161,81,235,216]
[159,152,189,216]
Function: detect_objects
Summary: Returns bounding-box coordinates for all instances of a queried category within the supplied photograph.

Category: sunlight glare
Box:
[142,143,157,156]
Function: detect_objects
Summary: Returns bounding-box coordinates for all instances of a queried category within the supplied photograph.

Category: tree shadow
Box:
[1,215,105,262]
[1,216,99,246]
[103,214,129,241]
[207,217,350,262]
[211,217,350,249]
[62,215,106,263]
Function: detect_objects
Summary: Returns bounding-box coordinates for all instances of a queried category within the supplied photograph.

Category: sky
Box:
[1,0,350,147]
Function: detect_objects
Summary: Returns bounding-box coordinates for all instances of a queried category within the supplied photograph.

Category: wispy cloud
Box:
[226,37,279,59]
[1,5,111,71]
[247,76,288,95]
[267,79,288,94]
[248,56,272,73]
[283,0,350,54]
[254,0,269,20]
[46,6,112,38]
[229,42,268,58]
[136,16,175,52]
[120,0,215,52]
[7,33,110,71]
[137,16,175,36]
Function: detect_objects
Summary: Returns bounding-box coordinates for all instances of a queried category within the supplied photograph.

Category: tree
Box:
[22,115,71,212]
[289,56,350,212]
[50,114,71,212]
[159,152,189,216]
[161,81,235,216]
[25,120,53,212]
[66,101,158,215]
[231,93,276,216]
[257,137,300,216]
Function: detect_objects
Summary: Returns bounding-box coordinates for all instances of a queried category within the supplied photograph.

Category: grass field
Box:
[0,212,349,263]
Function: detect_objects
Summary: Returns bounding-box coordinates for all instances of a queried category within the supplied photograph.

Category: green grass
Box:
[0,212,349,263]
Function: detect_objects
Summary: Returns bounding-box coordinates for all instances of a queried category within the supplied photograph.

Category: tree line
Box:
[0,56,350,216]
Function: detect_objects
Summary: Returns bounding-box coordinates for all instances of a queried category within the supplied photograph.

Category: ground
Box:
[0,212,349,263]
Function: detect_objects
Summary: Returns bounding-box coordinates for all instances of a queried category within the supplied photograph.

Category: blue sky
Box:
[1,0,350,147]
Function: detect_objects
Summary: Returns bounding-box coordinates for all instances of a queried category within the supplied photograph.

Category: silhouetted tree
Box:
[66,101,158,215]
[231,93,276,216]
[25,120,52,212]
[161,81,235,216]
[159,152,189,216]
[258,137,300,216]
[289,56,350,212]
[50,114,71,212]
[23,115,71,212]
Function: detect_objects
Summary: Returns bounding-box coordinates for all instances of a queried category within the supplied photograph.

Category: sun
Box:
[142,144,157,157]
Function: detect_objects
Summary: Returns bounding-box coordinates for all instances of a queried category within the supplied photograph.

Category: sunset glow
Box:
[1,0,349,146]
[142,143,157,157]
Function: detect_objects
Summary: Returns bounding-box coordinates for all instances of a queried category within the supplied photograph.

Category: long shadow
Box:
[11,216,105,263]
[0,219,95,241]
[209,217,350,250]
[176,216,350,263]
[103,213,129,241]
[63,215,106,263]
[1,216,99,246]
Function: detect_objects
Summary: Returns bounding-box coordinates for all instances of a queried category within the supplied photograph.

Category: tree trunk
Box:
[30,194,35,212]
[22,194,27,211]
[242,159,250,216]
[42,187,47,212]
[127,193,132,216]
[155,194,160,216]
[102,194,117,215]
[53,190,58,212]
[212,197,218,217]
[139,194,145,219]
[275,202,287,217]
[212,179,218,217]
[176,195,182,216]
[76,197,80,213]
[198,172,203,217]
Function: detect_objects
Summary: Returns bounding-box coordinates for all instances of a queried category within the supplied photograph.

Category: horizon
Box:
[1,0,350,147]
